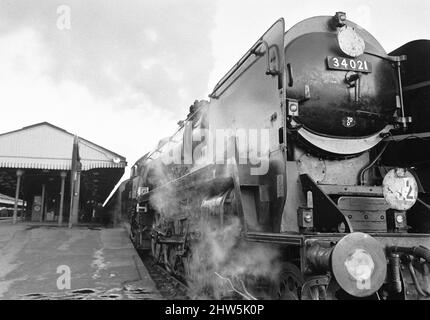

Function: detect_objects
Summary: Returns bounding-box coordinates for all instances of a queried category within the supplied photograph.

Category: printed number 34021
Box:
[327,56,372,73]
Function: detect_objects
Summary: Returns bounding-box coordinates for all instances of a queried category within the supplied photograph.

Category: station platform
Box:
[0,220,162,299]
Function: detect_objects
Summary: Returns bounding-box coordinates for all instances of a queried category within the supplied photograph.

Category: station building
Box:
[0,122,126,226]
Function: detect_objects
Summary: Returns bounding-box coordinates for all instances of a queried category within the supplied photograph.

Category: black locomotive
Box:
[106,12,430,300]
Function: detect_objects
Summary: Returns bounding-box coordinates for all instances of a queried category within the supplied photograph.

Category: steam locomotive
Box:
[111,12,430,299]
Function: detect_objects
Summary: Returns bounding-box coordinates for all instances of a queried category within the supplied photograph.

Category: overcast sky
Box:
[0,0,429,184]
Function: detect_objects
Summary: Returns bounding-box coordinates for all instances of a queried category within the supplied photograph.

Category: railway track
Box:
[137,250,190,300]
[137,250,255,300]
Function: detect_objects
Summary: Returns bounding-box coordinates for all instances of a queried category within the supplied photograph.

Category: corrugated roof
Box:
[0,122,127,171]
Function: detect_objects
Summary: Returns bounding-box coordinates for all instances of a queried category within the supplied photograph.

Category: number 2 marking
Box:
[406,180,415,200]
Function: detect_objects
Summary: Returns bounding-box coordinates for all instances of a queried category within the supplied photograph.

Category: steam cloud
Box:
[147,138,281,299]
[186,216,281,299]
[149,165,281,299]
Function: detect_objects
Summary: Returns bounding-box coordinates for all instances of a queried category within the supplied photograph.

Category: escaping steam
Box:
[185,216,281,299]
[146,144,281,299]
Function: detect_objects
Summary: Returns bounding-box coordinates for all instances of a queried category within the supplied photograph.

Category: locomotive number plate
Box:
[327,56,372,73]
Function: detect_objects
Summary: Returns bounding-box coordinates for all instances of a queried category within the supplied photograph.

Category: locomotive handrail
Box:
[364,51,407,63]
[363,51,411,127]
[259,40,280,76]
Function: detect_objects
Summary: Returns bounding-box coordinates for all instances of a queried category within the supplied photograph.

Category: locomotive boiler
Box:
[121,12,430,299]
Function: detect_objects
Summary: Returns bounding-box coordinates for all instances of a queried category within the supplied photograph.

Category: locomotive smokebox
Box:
[284,15,399,155]
[306,232,387,297]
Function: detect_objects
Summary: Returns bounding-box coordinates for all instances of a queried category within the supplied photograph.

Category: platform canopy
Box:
[0,122,127,206]
[0,122,126,171]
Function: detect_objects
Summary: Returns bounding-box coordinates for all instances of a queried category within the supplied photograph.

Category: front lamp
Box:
[382,168,418,211]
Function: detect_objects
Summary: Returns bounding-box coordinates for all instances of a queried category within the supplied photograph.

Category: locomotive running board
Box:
[318,184,383,196]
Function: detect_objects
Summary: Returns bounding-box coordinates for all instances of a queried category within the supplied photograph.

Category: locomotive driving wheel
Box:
[151,213,162,263]
[130,225,137,245]
[241,274,273,300]
[130,212,139,246]
[164,245,180,275]
[151,234,162,263]
[273,262,304,300]
[181,251,196,285]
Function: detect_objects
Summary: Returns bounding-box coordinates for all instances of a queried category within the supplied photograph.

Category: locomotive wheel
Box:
[241,274,273,300]
[273,262,304,300]
[163,245,179,274]
[151,235,161,263]
[151,213,162,263]
[130,214,139,246]
[130,227,137,245]
[182,253,194,284]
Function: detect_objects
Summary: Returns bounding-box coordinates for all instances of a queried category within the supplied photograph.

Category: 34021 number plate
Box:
[327,56,372,73]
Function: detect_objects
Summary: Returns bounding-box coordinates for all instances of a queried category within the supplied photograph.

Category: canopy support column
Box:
[12,169,24,224]
[58,171,67,226]
[40,184,46,222]
[69,171,81,228]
